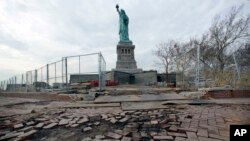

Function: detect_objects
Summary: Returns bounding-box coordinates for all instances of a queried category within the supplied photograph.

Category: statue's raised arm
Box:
[116,4,130,42]
[116,4,120,14]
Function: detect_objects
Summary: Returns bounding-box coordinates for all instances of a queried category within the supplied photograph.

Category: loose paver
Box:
[153,135,174,140]
[0,132,24,140]
[110,118,117,124]
[95,135,105,139]
[150,120,158,125]
[83,127,92,132]
[58,119,70,125]
[209,133,229,140]
[18,130,37,138]
[35,123,44,128]
[26,121,35,126]
[19,126,33,132]
[114,130,130,136]
[105,132,122,139]
[14,124,24,129]
[121,136,131,141]
[119,117,129,123]
[175,137,187,141]
[197,128,208,137]
[81,137,92,141]
[35,118,47,122]
[169,125,178,132]
[77,118,89,124]
[186,132,198,140]
[198,136,222,141]
[43,123,57,129]
[94,122,100,126]
[167,132,187,137]
[101,114,108,119]
[70,124,79,128]
[179,127,198,132]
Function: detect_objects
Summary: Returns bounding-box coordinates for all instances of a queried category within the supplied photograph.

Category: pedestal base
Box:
[116,41,138,70]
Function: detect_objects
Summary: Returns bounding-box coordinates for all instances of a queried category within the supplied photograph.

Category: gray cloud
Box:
[0,0,249,80]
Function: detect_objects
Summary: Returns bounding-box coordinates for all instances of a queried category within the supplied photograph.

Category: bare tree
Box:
[208,5,250,72]
[154,39,196,88]
[187,5,250,84]
[154,5,249,87]
[153,40,177,81]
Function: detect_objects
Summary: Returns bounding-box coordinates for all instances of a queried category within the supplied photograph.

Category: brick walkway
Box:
[175,104,250,141]
[0,104,249,141]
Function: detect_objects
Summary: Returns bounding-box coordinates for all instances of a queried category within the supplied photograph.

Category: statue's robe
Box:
[119,11,129,41]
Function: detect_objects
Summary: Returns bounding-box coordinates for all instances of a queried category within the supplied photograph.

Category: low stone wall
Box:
[134,71,157,84]
[202,90,250,99]
[112,71,132,84]
[70,74,99,83]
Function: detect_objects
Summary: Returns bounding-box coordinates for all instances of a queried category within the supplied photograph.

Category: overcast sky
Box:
[0,0,249,81]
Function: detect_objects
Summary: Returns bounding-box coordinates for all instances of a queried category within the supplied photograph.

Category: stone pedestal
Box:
[116,41,138,70]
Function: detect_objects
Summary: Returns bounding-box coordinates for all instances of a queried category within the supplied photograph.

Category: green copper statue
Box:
[116,4,130,42]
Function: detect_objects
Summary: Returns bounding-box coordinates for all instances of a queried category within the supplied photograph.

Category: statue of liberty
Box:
[116,4,130,42]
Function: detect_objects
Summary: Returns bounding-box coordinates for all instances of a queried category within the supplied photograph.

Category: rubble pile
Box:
[0,107,200,141]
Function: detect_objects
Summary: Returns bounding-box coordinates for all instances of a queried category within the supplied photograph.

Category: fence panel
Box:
[65,53,106,90]
[0,53,106,92]
[99,53,106,91]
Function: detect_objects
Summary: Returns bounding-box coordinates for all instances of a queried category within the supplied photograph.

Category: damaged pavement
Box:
[0,86,250,141]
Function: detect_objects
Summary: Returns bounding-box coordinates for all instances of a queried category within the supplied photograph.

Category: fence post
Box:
[65,57,68,87]
[26,72,28,92]
[11,78,14,91]
[196,43,200,90]
[55,63,57,84]
[79,56,81,74]
[47,64,49,89]
[6,80,8,91]
[62,58,64,88]
[3,81,5,91]
[10,77,14,91]
[35,69,38,83]
[7,79,9,91]
[41,68,43,82]
[14,76,16,92]
[34,70,37,92]
[31,71,33,86]
[22,74,23,85]
[98,53,101,91]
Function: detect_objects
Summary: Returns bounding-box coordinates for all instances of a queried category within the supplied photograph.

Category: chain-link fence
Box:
[0,52,106,92]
